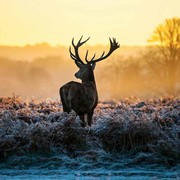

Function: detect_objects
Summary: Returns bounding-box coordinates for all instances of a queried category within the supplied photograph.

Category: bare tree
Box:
[147,17,180,96]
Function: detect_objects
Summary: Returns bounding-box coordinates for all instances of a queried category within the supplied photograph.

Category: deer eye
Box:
[90,63,96,70]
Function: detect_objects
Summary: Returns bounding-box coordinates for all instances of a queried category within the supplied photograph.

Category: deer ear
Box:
[91,62,96,70]
[75,61,84,68]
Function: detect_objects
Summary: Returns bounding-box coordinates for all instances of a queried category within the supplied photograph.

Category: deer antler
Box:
[69,36,90,65]
[85,38,120,64]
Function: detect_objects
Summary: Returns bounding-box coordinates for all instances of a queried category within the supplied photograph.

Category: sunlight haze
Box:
[0,0,180,46]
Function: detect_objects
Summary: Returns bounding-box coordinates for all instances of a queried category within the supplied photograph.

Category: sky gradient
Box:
[0,0,180,46]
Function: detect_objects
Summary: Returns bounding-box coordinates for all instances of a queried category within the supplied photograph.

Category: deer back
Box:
[60,80,98,115]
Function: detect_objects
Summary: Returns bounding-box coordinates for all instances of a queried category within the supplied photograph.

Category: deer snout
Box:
[75,72,80,79]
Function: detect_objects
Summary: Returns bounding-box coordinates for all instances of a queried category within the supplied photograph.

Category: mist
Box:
[0,43,179,100]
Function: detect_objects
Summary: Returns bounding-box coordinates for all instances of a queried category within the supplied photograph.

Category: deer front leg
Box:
[87,110,94,126]
[79,115,86,127]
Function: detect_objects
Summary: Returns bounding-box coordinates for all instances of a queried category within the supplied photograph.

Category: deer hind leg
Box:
[87,110,94,126]
[79,115,86,127]
[60,87,70,113]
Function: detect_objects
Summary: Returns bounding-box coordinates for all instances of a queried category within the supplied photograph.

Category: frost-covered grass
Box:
[0,96,180,166]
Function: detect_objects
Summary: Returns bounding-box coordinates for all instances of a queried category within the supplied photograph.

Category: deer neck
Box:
[82,71,98,102]
[82,69,96,85]
[81,69,98,104]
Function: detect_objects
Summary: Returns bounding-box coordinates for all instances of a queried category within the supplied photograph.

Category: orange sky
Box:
[0,0,180,46]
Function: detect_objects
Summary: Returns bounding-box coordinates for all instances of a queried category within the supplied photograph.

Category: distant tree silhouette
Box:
[147,17,180,96]
[97,55,145,98]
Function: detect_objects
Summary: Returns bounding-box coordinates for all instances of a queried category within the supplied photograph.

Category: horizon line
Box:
[0,42,149,48]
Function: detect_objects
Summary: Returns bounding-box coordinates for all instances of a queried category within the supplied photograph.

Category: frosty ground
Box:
[0,96,180,179]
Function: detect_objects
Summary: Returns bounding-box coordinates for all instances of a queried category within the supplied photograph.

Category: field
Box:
[0,96,180,179]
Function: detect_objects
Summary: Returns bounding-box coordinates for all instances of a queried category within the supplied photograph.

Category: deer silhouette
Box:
[60,36,119,127]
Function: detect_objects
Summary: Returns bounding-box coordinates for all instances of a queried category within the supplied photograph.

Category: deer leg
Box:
[79,115,86,127]
[61,97,69,112]
[60,88,70,113]
[87,110,94,126]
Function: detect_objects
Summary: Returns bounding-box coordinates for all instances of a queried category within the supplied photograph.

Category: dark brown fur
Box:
[60,65,98,127]
[60,37,119,127]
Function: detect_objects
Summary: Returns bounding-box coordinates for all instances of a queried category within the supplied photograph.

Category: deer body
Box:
[60,37,119,127]
[60,66,98,126]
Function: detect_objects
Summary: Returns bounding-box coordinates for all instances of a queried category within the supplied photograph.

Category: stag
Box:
[60,36,119,127]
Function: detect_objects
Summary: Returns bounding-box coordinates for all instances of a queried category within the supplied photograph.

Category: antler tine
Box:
[113,37,116,43]
[79,36,90,46]
[112,37,119,49]
[100,51,105,58]
[69,44,84,64]
[79,35,83,42]
[69,36,90,65]
[85,50,89,63]
[86,50,97,63]
[69,46,77,61]
[109,37,113,45]
[87,37,119,64]
[73,36,90,48]
[76,35,83,47]
[91,53,96,61]
[72,38,75,47]
[72,36,90,47]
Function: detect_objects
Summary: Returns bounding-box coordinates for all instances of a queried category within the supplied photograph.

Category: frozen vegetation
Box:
[0,96,180,179]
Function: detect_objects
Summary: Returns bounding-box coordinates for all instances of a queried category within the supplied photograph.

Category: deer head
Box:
[69,36,120,82]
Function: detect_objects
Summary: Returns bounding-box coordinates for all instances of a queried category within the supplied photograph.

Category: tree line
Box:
[0,17,179,99]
